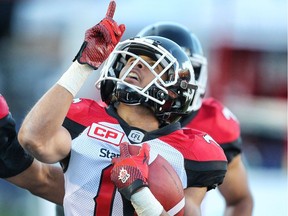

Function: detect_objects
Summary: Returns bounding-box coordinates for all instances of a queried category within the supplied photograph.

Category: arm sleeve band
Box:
[57,61,93,97]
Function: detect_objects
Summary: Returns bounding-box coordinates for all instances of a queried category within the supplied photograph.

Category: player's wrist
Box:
[119,179,148,200]
[131,187,163,216]
[57,61,93,97]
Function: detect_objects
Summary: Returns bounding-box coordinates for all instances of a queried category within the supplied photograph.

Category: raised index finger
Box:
[105,0,116,18]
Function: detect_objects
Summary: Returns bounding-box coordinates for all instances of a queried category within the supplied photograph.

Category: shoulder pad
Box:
[66,98,107,126]
[182,128,227,189]
[187,97,241,144]
[182,128,227,162]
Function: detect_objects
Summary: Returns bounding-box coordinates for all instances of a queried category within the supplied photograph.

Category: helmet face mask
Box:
[96,36,198,124]
[137,22,208,111]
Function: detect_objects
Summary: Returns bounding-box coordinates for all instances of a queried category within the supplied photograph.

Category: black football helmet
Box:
[137,22,207,111]
[96,36,198,124]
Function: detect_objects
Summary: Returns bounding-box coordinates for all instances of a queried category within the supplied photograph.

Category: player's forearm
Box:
[6,160,64,205]
[224,204,253,216]
[183,201,201,216]
[20,83,72,140]
[18,84,73,163]
[19,62,93,163]
[224,194,253,216]
[131,187,168,216]
[183,187,206,216]
[220,155,253,216]
[31,162,65,206]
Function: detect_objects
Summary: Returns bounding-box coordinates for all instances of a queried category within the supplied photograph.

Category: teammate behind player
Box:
[18,1,227,215]
[0,94,64,205]
[138,21,253,216]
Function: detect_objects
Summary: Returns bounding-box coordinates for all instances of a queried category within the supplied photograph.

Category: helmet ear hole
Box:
[100,80,116,104]
[193,66,201,80]
[115,60,125,74]
[100,56,125,105]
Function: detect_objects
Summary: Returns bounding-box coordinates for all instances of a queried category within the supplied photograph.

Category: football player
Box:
[2,2,227,216]
[138,21,254,216]
[0,94,64,205]
[19,1,228,215]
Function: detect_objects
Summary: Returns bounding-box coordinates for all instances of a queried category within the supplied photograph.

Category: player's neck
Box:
[117,103,160,131]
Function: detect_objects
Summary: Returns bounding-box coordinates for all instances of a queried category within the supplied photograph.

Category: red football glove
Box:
[0,94,9,119]
[74,0,126,69]
[111,142,150,200]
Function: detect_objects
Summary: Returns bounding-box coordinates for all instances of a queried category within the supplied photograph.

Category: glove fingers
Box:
[138,143,150,163]
[100,19,123,39]
[95,24,111,41]
[119,142,131,158]
[111,157,121,164]
[106,0,116,19]
[118,24,126,35]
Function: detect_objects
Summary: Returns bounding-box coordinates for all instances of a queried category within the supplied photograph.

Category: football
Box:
[129,145,185,216]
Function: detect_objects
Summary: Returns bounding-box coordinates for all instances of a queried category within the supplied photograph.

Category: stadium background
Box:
[0,0,286,215]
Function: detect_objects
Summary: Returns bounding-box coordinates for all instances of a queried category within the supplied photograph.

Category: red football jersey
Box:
[60,98,227,216]
[184,97,242,162]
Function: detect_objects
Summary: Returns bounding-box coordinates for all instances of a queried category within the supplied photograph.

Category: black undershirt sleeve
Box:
[220,137,242,163]
[0,114,34,178]
[185,159,227,191]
